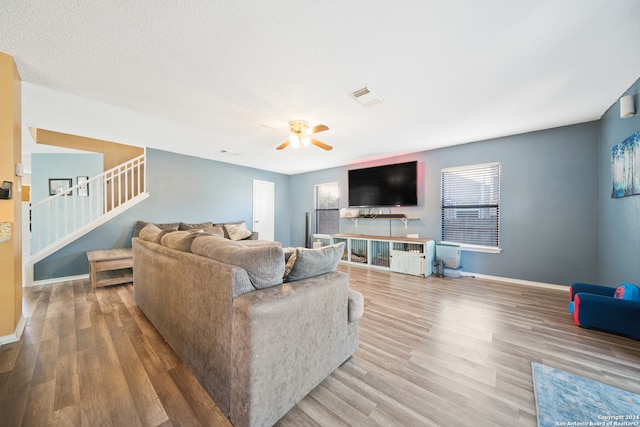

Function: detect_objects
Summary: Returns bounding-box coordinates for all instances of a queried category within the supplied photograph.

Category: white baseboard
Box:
[341,262,568,291]
[460,271,568,291]
[24,273,89,287]
[0,315,27,347]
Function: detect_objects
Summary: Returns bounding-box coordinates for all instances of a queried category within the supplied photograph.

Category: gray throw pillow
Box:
[179,221,214,231]
[134,220,179,238]
[284,242,345,282]
[192,234,285,288]
[202,225,225,237]
[224,222,252,241]
[283,247,297,277]
[139,223,175,244]
[160,230,203,252]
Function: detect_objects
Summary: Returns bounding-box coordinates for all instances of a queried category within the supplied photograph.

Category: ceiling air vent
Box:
[351,86,383,107]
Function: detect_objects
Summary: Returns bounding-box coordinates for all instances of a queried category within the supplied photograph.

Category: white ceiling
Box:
[2,0,640,175]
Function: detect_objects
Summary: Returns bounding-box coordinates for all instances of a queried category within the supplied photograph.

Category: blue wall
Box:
[291,122,600,286]
[32,153,103,203]
[31,153,104,254]
[597,78,640,286]
[34,148,291,280]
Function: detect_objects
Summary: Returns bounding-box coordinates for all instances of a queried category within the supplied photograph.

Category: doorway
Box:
[252,180,275,241]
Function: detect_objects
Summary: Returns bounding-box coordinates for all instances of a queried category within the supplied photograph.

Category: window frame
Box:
[314,182,340,236]
[441,162,502,254]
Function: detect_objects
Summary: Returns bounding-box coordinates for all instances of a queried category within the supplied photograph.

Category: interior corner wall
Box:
[33,148,291,281]
[291,122,600,286]
[597,78,640,286]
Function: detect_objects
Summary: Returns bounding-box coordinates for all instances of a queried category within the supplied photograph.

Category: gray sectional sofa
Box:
[132,222,364,427]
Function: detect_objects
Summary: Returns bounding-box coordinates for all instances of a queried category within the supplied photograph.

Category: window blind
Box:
[441,163,500,247]
[315,183,340,235]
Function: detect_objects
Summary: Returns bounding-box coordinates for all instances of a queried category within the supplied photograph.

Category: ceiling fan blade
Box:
[310,138,333,151]
[310,124,329,134]
[276,140,290,150]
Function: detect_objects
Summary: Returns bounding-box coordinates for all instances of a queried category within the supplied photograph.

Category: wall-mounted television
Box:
[348,160,418,207]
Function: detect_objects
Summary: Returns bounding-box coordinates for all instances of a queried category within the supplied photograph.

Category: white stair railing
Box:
[30,154,146,256]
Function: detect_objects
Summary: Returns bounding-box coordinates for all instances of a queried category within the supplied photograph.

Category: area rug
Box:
[531,362,640,427]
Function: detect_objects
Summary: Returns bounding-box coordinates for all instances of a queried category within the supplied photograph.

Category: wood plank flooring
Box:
[1,264,639,426]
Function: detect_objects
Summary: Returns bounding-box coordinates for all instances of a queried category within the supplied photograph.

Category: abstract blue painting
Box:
[611,131,640,198]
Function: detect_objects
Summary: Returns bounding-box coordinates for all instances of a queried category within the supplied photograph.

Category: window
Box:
[441,163,500,249]
[315,183,339,235]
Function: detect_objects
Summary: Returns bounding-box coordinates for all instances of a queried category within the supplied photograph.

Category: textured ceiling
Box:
[2,0,640,174]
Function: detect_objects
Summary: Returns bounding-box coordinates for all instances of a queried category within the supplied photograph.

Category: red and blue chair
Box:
[569,282,640,340]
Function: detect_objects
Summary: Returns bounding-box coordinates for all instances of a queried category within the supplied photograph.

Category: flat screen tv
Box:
[348,161,418,207]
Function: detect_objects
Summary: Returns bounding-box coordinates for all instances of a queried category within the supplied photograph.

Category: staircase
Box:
[29,154,149,265]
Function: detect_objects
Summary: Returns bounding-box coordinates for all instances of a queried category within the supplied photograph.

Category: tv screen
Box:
[348,161,418,207]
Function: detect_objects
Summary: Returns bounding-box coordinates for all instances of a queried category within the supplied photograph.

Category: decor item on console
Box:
[132,228,363,427]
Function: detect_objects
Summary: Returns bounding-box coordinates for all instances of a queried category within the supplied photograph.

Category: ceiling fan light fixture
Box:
[289,133,300,148]
[276,119,332,151]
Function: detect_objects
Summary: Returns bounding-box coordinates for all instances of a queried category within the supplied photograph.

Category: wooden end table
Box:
[87,248,133,291]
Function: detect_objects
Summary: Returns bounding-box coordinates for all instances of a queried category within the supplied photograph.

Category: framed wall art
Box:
[77,176,89,197]
[611,131,640,198]
[49,178,73,196]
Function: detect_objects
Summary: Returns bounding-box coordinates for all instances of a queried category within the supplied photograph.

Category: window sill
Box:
[440,241,502,254]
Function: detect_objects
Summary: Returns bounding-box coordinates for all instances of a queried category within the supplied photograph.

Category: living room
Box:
[27,92,637,290]
[2,2,640,426]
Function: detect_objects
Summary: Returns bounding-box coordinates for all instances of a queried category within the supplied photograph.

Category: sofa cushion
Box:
[139,223,176,244]
[161,229,204,252]
[192,234,284,289]
[134,220,179,238]
[224,222,253,241]
[284,242,345,282]
[179,221,214,231]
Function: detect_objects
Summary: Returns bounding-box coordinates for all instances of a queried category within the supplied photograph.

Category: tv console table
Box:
[331,234,435,277]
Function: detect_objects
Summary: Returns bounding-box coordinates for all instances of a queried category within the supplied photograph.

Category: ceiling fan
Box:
[276,120,332,151]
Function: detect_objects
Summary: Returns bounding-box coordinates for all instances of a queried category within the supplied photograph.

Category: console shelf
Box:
[341,216,419,229]
[331,233,435,277]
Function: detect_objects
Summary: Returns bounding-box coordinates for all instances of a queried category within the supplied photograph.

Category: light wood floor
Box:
[2,265,639,426]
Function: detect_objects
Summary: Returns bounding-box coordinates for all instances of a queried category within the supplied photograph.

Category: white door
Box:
[253,180,275,241]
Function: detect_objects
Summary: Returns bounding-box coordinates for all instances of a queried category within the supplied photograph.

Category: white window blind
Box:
[441,163,500,248]
[315,183,340,235]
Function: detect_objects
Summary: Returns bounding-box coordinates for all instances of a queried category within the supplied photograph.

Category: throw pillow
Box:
[139,223,175,244]
[283,248,297,277]
[179,221,214,231]
[134,220,179,238]
[614,283,640,301]
[224,222,252,241]
[284,242,345,282]
[160,229,204,252]
[202,225,225,238]
[192,234,284,288]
